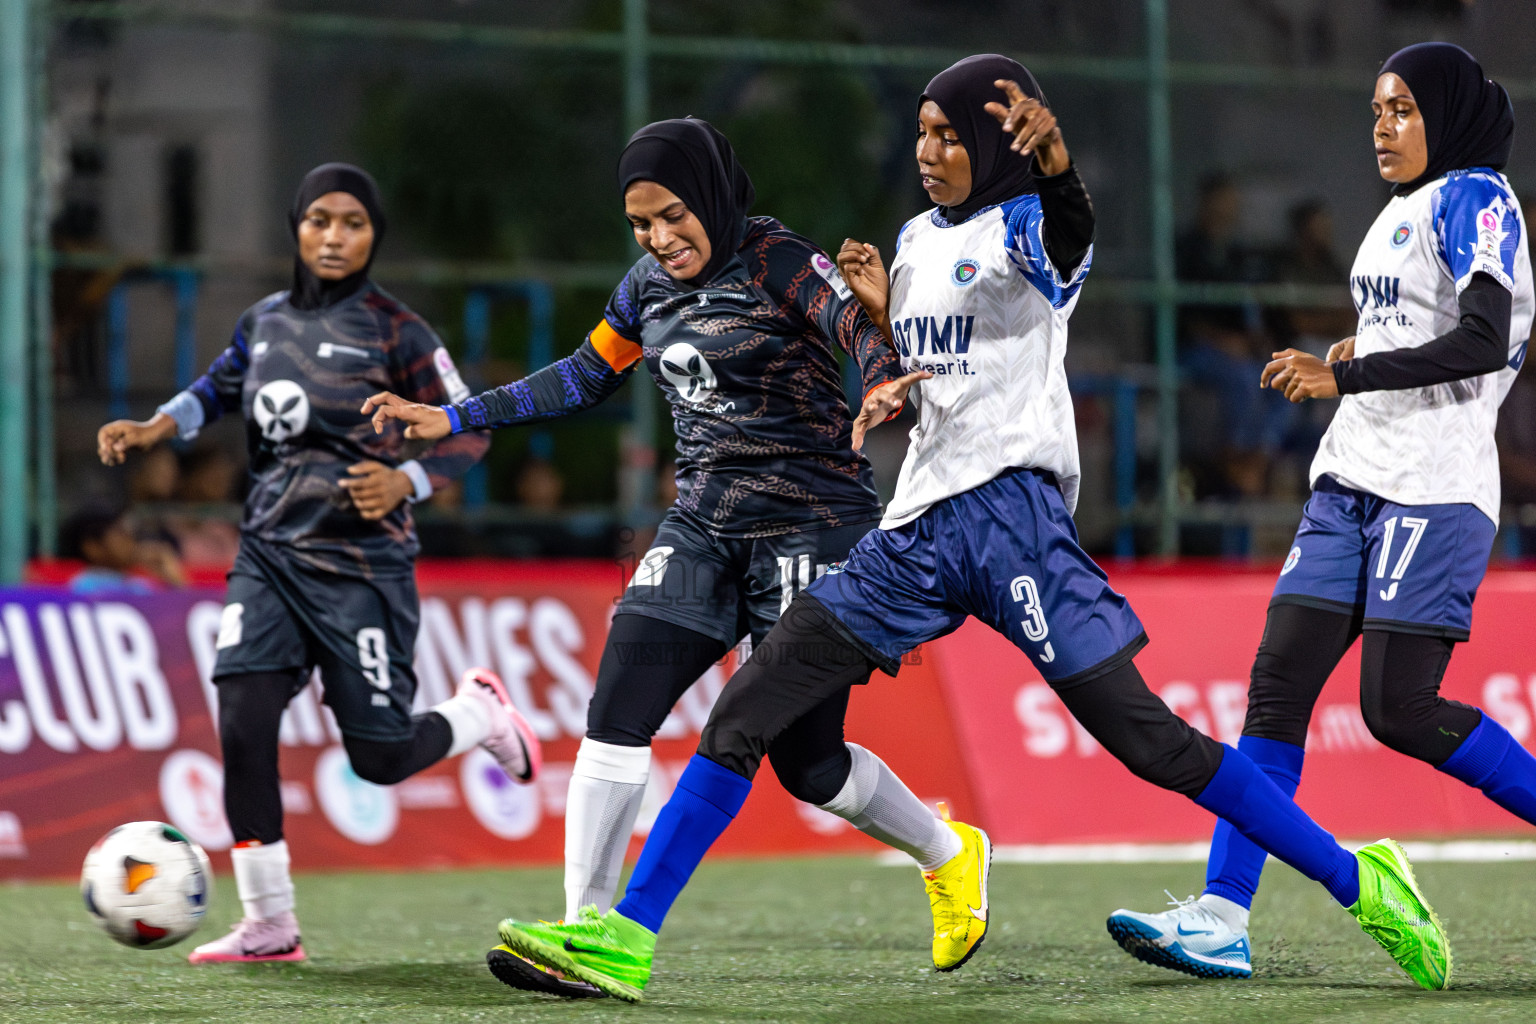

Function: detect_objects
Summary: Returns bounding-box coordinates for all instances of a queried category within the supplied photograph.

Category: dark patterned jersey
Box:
[177,282,490,577]
[447,217,900,537]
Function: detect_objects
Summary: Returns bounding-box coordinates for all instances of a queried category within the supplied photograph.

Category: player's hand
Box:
[851,370,932,451]
[362,391,452,440]
[340,460,414,520]
[836,239,890,328]
[97,413,178,466]
[1327,336,1356,363]
[983,80,1070,176]
[1260,348,1339,403]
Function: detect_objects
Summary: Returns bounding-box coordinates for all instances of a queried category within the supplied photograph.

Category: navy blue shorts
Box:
[1272,477,1496,641]
[804,468,1147,686]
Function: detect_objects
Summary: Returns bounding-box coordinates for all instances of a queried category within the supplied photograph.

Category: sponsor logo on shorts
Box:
[1391,222,1412,248]
[460,747,541,840]
[159,749,234,851]
[1281,546,1301,575]
[315,746,399,845]
[215,603,243,649]
[631,546,674,588]
[952,258,981,285]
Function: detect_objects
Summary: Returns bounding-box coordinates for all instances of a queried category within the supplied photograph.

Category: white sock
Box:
[819,743,962,872]
[1198,892,1251,932]
[564,738,651,920]
[230,840,295,921]
[434,693,493,757]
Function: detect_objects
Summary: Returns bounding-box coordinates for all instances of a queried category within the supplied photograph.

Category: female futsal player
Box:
[97,164,537,963]
[365,118,983,995]
[491,54,1453,1002]
[1110,41,1531,980]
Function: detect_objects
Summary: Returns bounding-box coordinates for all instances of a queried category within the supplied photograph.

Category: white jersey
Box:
[1311,168,1533,524]
[881,197,1090,529]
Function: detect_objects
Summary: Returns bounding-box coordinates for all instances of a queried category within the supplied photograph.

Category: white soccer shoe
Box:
[460,668,542,783]
[188,911,306,964]
[1106,894,1252,979]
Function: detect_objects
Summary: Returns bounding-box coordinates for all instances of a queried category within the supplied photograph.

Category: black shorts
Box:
[616,508,880,646]
[211,536,421,742]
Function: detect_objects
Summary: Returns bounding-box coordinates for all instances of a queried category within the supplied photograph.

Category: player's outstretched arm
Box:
[97,413,179,466]
[363,391,452,440]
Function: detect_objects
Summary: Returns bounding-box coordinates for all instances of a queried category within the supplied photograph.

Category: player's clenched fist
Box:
[97,413,178,466]
[836,238,890,330]
[1260,348,1340,403]
[362,391,452,440]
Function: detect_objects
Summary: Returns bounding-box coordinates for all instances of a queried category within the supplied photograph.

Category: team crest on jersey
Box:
[1390,222,1412,248]
[252,379,309,443]
[951,259,981,286]
[659,342,718,404]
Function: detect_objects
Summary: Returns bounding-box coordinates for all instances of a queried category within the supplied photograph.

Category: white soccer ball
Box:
[80,821,213,949]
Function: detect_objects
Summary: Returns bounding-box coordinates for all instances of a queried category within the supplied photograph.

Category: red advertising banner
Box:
[0,561,972,879]
[3,562,1534,881]
[939,566,1536,845]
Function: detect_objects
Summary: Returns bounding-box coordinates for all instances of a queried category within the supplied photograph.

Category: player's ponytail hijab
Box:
[287,162,388,311]
[1379,42,1514,196]
[617,117,756,288]
[921,53,1047,223]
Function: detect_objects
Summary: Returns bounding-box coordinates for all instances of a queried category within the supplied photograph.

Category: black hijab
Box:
[921,54,1045,223]
[617,118,756,288]
[1379,43,1514,196]
[287,162,387,311]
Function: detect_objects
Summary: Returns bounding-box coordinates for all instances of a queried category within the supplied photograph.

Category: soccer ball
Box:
[80,821,213,949]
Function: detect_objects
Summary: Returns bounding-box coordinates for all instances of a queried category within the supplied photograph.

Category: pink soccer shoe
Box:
[188,911,306,964]
[460,667,543,783]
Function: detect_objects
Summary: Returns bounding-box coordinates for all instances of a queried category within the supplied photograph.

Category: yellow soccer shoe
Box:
[922,803,992,971]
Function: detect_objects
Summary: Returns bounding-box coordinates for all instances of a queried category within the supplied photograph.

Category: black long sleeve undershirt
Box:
[1332,272,1513,394]
[1034,162,1096,279]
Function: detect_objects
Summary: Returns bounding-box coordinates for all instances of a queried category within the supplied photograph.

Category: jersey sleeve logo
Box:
[659,342,718,404]
[433,347,472,403]
[252,380,309,442]
[952,258,980,285]
[1390,222,1412,248]
[810,253,853,300]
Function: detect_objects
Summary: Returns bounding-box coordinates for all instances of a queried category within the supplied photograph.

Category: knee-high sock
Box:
[1204,735,1305,909]
[1439,715,1536,824]
[230,839,295,921]
[1194,746,1359,908]
[565,738,651,919]
[819,744,961,871]
[614,754,751,934]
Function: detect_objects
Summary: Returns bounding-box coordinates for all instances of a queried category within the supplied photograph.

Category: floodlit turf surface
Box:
[4,856,1536,1023]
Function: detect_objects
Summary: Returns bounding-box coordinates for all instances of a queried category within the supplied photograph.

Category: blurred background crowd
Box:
[22,0,1536,588]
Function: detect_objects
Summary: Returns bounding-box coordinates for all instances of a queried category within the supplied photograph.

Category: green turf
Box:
[4,856,1536,1023]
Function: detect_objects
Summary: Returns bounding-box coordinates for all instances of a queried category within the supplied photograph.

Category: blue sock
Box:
[614,754,752,934]
[1440,715,1536,824]
[1204,736,1305,909]
[1194,746,1359,909]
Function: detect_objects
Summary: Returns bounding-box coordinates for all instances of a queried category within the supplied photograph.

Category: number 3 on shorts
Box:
[1010,574,1049,642]
[356,627,390,690]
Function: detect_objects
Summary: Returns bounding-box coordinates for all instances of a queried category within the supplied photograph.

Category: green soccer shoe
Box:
[496,905,656,1003]
[1349,839,1452,990]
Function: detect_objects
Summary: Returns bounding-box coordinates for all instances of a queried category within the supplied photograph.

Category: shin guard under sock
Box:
[614,755,751,934]
[1194,747,1359,908]
[1204,735,1305,909]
